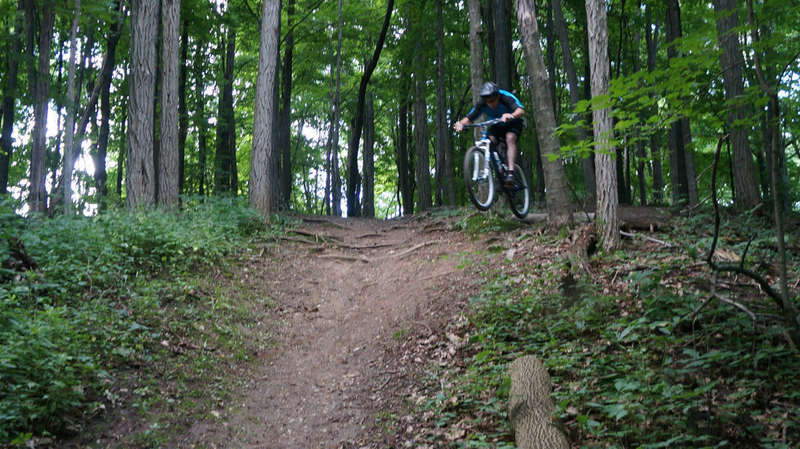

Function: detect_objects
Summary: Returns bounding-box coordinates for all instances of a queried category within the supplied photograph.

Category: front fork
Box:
[472,139,492,181]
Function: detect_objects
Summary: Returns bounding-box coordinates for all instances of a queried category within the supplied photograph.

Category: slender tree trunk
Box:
[95,5,123,210]
[29,2,55,213]
[494,0,513,89]
[514,0,573,225]
[127,0,158,208]
[414,79,431,212]
[363,90,375,217]
[117,93,127,196]
[330,0,344,216]
[0,0,24,195]
[467,0,484,142]
[61,0,81,214]
[645,4,663,203]
[278,0,295,208]
[193,40,208,195]
[158,0,180,207]
[713,0,760,209]
[345,0,394,217]
[249,0,280,220]
[546,0,557,113]
[397,82,413,215]
[215,28,235,194]
[178,16,188,195]
[586,0,619,249]
[435,0,453,206]
[552,0,589,157]
[665,0,697,206]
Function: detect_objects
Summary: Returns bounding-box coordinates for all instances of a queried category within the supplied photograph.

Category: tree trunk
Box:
[397,82,413,215]
[713,0,760,209]
[345,0,394,217]
[665,0,697,206]
[330,0,344,216]
[546,0,557,113]
[644,5,663,203]
[493,0,513,89]
[0,0,24,195]
[553,0,592,192]
[158,0,180,207]
[363,90,375,217]
[467,0,484,142]
[215,26,237,195]
[178,16,188,195]
[586,0,619,249]
[434,0,453,206]
[29,1,55,213]
[127,0,158,208]
[62,0,81,214]
[95,5,123,210]
[193,40,208,196]
[278,0,295,208]
[249,0,280,220]
[414,78,431,213]
[514,0,573,226]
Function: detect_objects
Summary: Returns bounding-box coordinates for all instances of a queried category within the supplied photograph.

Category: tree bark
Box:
[552,0,594,204]
[345,0,394,217]
[29,1,55,213]
[397,74,413,215]
[278,0,295,209]
[514,0,573,226]
[330,0,344,216]
[177,16,188,195]
[363,90,375,217]
[0,0,24,195]
[158,0,180,207]
[193,40,208,195]
[434,0,453,206]
[62,0,81,214]
[215,26,237,195]
[586,0,619,249]
[493,0,513,89]
[665,0,697,206]
[414,78,431,213]
[644,4,664,203]
[249,0,280,220]
[95,4,123,210]
[467,0,484,142]
[127,0,158,208]
[713,0,760,209]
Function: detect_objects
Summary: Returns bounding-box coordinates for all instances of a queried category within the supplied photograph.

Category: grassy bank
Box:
[0,197,277,446]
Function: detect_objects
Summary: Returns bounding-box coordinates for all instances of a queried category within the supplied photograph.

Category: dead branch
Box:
[620,230,672,247]
[300,217,350,229]
[276,236,318,245]
[287,228,343,242]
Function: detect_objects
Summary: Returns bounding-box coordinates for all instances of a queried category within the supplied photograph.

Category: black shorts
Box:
[488,118,524,141]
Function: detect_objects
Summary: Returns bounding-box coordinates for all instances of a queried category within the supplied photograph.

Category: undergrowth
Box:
[0,197,284,446]
[419,209,799,448]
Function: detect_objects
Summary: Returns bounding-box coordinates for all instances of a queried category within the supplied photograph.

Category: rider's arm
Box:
[503,107,524,122]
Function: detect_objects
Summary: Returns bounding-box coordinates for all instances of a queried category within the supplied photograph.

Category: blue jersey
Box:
[466,89,524,121]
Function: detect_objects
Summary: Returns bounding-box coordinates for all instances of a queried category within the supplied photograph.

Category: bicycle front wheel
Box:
[463,147,495,210]
[507,163,530,219]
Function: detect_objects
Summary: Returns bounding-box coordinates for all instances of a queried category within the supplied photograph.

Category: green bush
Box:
[0,197,266,444]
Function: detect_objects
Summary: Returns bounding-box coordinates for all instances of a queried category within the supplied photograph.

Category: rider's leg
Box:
[505,132,518,172]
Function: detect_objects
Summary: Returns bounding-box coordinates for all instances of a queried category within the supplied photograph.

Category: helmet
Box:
[479,81,499,98]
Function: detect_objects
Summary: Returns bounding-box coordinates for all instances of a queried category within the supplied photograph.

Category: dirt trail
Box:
[180,215,486,449]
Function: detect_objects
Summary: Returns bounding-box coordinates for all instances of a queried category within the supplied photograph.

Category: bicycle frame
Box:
[466,119,505,185]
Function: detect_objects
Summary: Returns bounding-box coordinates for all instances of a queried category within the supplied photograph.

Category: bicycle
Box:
[461,118,531,219]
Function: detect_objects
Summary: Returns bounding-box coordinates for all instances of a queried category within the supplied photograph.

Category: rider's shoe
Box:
[504,171,516,189]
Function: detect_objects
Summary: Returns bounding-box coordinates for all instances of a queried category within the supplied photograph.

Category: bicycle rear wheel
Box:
[463,147,495,210]
[506,163,530,219]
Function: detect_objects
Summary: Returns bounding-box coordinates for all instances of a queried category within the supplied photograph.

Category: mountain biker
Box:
[453,81,525,188]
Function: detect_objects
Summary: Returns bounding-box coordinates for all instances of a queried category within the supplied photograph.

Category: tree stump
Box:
[508,355,569,449]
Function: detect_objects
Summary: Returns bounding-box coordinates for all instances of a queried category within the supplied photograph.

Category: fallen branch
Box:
[620,230,672,247]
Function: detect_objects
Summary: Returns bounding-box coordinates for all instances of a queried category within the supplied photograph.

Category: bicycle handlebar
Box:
[462,118,504,129]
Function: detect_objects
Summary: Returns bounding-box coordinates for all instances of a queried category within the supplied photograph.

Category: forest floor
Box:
[173,212,500,448]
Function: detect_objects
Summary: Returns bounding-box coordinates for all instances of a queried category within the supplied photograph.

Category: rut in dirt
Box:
[179,215,481,449]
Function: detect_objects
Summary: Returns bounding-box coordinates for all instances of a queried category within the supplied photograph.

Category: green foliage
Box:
[0,198,267,445]
[422,216,799,448]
